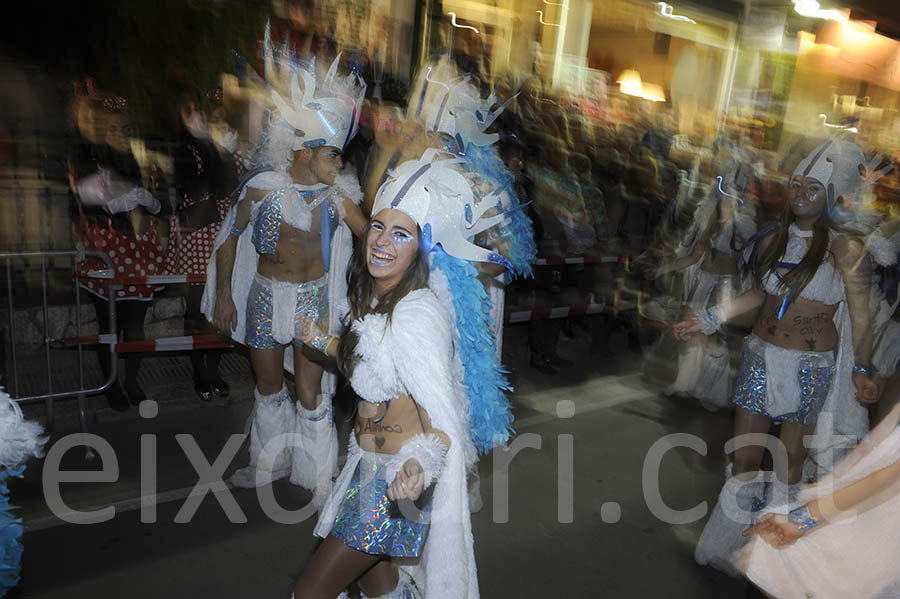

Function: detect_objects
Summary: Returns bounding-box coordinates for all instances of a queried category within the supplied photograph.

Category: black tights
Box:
[294,535,398,599]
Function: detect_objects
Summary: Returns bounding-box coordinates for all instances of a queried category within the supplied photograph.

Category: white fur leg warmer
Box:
[695,465,767,577]
[249,385,295,473]
[290,394,337,500]
[384,433,448,490]
[360,569,420,599]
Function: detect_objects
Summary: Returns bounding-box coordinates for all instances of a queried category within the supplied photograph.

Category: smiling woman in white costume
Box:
[293,150,516,599]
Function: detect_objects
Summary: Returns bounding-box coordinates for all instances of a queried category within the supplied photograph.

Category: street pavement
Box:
[13,319,758,598]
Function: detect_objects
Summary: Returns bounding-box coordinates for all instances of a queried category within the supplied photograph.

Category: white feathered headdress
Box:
[371,149,513,269]
[410,57,513,149]
[263,22,365,152]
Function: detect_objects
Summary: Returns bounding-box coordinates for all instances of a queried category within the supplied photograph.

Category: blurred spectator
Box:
[165,89,236,401]
[68,81,164,411]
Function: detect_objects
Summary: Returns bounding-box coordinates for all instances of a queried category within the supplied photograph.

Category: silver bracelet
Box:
[310,331,334,354]
[787,504,819,533]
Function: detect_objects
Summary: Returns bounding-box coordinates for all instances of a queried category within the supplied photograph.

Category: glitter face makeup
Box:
[789,175,827,220]
[367,208,419,293]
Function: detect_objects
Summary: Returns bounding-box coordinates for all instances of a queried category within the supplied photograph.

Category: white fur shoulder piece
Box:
[350,311,403,403]
[333,170,364,206]
[0,389,47,469]
[866,231,899,267]
[247,170,292,191]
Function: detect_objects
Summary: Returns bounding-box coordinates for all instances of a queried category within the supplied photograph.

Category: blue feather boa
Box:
[462,143,536,278]
[0,465,25,597]
[431,249,514,453]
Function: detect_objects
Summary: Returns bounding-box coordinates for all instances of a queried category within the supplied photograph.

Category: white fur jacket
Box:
[313,288,480,599]
[200,169,361,389]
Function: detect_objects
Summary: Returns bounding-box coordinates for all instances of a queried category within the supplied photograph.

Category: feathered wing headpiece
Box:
[409,57,513,149]
[372,149,516,452]
[263,21,365,151]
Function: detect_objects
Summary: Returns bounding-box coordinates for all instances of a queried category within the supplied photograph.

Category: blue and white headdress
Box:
[408,58,535,276]
[372,149,513,269]
[263,22,365,152]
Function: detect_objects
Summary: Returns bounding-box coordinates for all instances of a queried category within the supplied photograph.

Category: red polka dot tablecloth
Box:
[77,220,165,300]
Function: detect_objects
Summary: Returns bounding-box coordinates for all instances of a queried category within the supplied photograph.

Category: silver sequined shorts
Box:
[732,335,835,425]
[245,274,328,350]
[331,451,432,557]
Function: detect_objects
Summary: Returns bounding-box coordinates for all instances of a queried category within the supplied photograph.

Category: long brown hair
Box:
[337,221,430,377]
[754,201,832,299]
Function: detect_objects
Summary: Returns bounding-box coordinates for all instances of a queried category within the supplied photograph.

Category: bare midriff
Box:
[257,213,326,283]
[354,393,424,455]
[753,293,838,352]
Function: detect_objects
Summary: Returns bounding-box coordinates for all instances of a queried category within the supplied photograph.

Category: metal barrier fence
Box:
[1,249,117,454]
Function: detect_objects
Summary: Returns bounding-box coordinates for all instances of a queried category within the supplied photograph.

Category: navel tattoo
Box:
[805,338,817,351]
[374,437,386,449]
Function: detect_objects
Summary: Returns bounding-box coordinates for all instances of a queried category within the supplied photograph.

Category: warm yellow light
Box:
[641,83,666,102]
[792,0,848,22]
[798,30,817,53]
[616,69,642,95]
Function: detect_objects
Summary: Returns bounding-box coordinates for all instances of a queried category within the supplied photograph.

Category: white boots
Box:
[291,394,338,506]
[230,386,337,500]
[230,385,294,488]
[292,570,420,599]
[695,465,767,577]
[360,570,421,599]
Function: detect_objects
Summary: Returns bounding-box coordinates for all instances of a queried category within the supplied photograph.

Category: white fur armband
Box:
[694,305,726,335]
[865,232,898,267]
[384,433,448,490]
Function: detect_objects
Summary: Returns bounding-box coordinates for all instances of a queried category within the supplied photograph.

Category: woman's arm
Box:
[655,243,704,278]
[744,457,900,548]
[387,403,452,502]
[833,235,879,403]
[297,316,339,358]
[674,288,766,339]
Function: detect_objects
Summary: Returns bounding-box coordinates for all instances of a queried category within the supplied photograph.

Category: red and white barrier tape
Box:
[53,333,232,353]
[83,269,208,285]
[533,255,632,266]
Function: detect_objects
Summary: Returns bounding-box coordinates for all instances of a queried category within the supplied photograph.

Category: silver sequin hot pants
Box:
[245,273,328,350]
[732,334,835,425]
[331,450,432,558]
